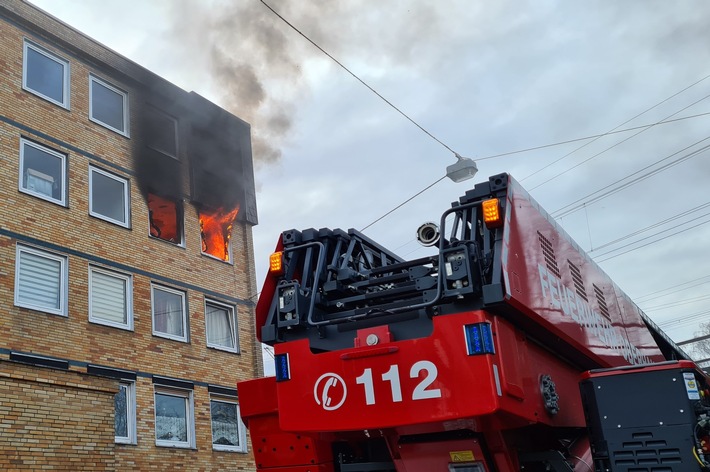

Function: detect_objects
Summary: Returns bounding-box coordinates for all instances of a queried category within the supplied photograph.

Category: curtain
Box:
[206,304,234,349]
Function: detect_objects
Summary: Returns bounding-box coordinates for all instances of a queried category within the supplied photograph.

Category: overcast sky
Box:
[28,1,710,357]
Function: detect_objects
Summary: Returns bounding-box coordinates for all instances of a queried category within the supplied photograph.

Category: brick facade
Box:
[0,1,261,470]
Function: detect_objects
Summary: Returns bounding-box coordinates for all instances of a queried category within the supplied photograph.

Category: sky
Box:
[28,0,710,362]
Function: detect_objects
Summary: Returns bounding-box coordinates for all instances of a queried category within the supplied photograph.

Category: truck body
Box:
[238,173,707,471]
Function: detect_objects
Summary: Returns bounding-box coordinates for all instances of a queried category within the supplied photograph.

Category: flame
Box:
[199,206,239,262]
[148,193,180,243]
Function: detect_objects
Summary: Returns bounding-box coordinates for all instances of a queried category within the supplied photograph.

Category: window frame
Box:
[145,105,179,159]
[115,381,137,445]
[205,299,239,353]
[154,386,195,449]
[88,166,131,227]
[88,265,133,331]
[14,244,68,317]
[209,396,247,453]
[22,39,70,109]
[147,193,184,247]
[18,138,67,206]
[89,74,129,137]
[151,284,188,342]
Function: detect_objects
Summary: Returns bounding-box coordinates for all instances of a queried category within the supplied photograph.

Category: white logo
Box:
[314,373,347,411]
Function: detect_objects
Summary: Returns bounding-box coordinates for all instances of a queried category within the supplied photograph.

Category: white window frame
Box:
[115,381,137,444]
[89,74,129,137]
[89,166,131,227]
[19,138,67,206]
[88,265,133,330]
[199,210,234,264]
[154,386,195,449]
[146,106,179,159]
[147,193,184,247]
[22,39,70,109]
[209,396,247,453]
[205,299,239,353]
[151,284,188,342]
[14,244,68,317]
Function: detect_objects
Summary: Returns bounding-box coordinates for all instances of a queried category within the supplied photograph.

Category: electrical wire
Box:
[553,139,710,218]
[360,176,447,231]
[635,274,710,303]
[589,202,710,254]
[259,0,460,157]
[529,91,710,191]
[657,309,710,329]
[477,111,710,162]
[595,216,710,263]
[262,0,710,275]
[521,72,710,182]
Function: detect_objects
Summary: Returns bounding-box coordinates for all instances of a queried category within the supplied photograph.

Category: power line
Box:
[362,113,710,233]
[260,0,461,157]
[476,111,710,162]
[589,201,710,253]
[529,91,710,191]
[360,176,447,231]
[595,216,710,263]
[260,2,710,237]
[657,309,710,328]
[521,72,710,182]
[635,274,710,303]
[553,139,710,219]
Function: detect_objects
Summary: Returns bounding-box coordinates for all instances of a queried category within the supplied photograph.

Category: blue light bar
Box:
[464,323,495,356]
[275,353,290,382]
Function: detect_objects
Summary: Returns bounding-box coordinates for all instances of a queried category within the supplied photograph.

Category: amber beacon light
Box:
[269,251,284,275]
[482,198,503,229]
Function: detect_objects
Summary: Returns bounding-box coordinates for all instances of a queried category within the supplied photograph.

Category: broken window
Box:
[199,207,239,262]
[148,193,183,245]
[145,106,178,159]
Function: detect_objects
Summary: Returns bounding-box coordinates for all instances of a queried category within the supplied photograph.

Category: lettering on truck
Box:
[538,263,651,365]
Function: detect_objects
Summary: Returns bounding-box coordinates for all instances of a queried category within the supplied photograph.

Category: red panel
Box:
[395,437,491,472]
[275,312,499,431]
[501,176,665,367]
[239,377,335,471]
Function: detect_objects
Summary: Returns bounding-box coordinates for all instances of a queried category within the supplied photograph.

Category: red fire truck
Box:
[237,173,710,471]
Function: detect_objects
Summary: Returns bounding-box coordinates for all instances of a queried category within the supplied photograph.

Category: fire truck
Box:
[237,173,710,471]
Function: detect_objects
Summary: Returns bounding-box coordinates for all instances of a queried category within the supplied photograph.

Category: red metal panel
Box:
[274,312,500,431]
[394,437,491,472]
[501,176,665,368]
[239,377,335,471]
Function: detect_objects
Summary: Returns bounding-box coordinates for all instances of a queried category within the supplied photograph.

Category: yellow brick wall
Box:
[0,3,262,470]
[0,360,118,471]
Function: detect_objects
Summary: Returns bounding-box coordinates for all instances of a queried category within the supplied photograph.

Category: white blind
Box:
[18,250,61,310]
[91,270,126,324]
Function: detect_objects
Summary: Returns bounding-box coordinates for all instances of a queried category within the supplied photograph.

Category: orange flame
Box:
[199,206,239,262]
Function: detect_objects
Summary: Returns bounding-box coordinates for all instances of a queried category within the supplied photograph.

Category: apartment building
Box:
[0,1,261,470]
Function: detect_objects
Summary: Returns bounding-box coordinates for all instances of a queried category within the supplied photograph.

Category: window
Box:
[89,167,130,227]
[23,40,70,108]
[146,106,178,159]
[148,193,183,245]
[210,397,246,452]
[205,300,238,353]
[115,381,136,444]
[19,138,66,205]
[89,266,132,330]
[14,244,67,316]
[151,284,187,342]
[154,387,194,448]
[90,75,129,136]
